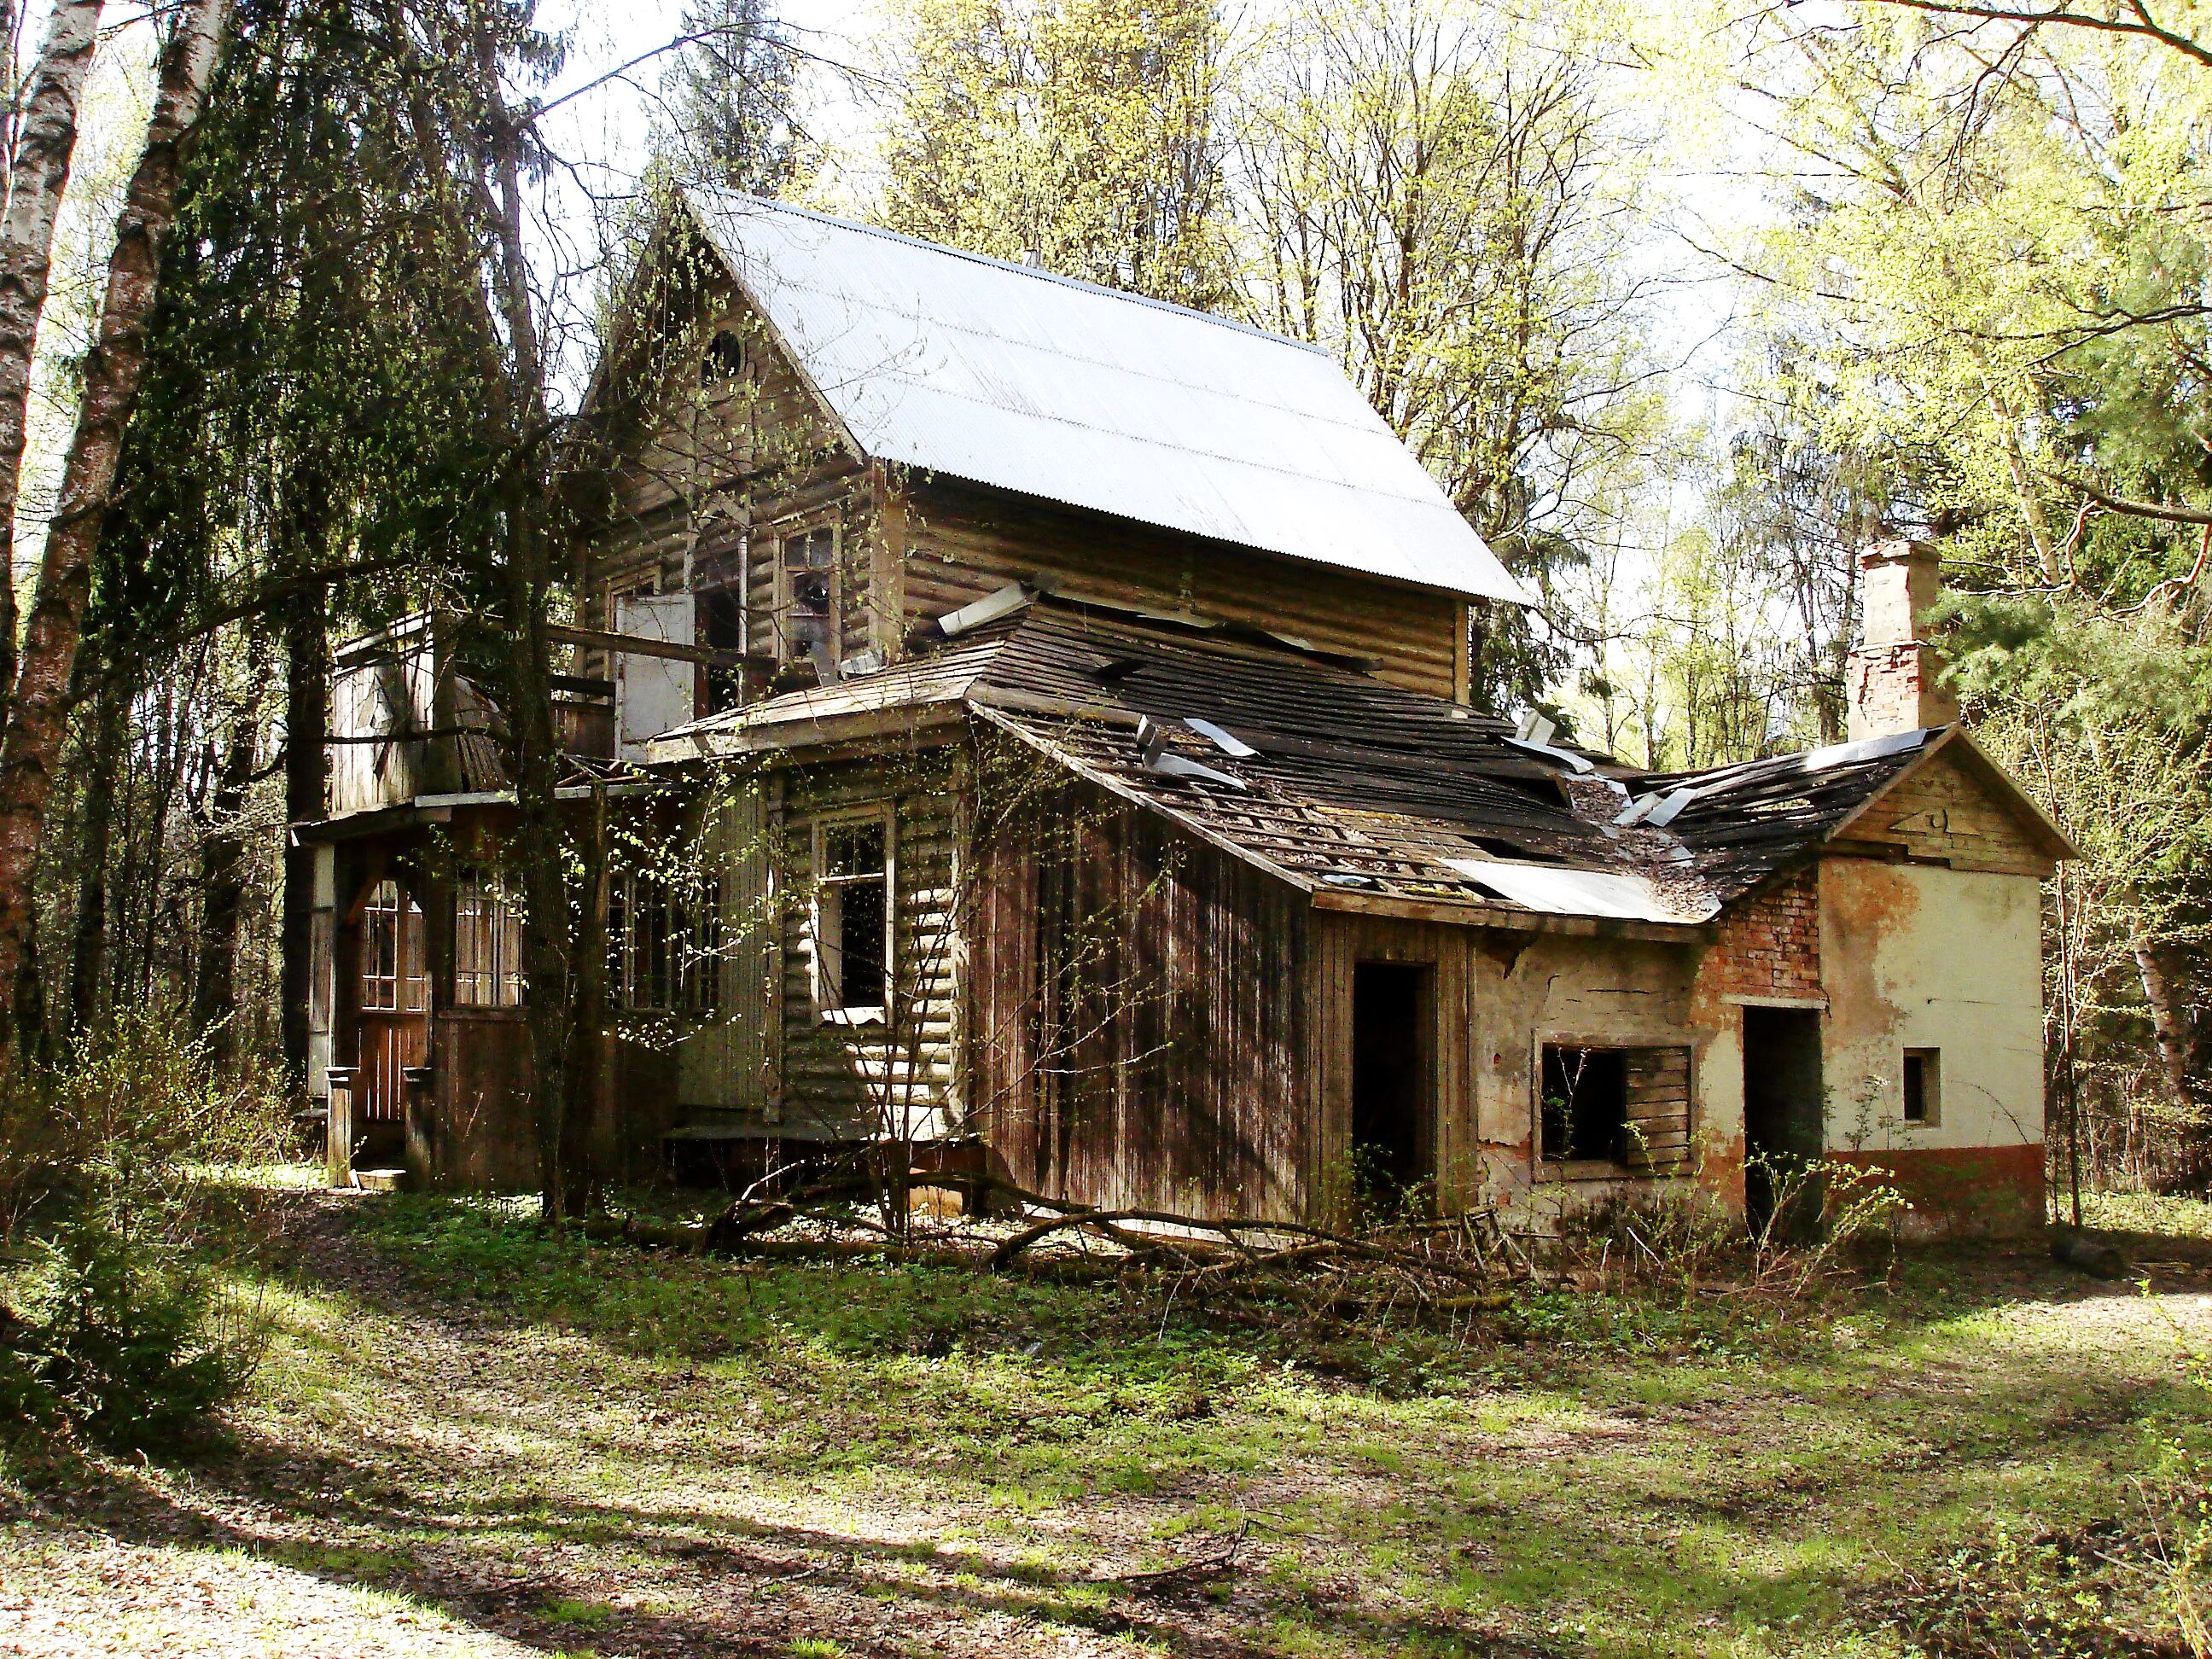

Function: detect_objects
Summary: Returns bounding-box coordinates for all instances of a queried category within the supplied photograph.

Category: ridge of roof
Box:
[682,188,1328,357]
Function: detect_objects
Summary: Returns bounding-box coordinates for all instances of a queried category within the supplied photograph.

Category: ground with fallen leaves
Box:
[3,1182,2211,1658]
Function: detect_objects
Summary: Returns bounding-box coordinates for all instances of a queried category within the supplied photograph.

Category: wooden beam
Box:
[545,622,752,669]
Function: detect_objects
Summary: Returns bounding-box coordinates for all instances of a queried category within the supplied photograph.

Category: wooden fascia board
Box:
[1823,725,2080,864]
[1307,885,1713,942]
[643,698,969,764]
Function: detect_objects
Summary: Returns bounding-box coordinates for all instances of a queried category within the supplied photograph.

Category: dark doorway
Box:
[1352,963,1434,1210]
[1741,1005,1825,1235]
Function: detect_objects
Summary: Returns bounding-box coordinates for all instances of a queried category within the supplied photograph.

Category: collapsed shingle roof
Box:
[647,595,2061,931]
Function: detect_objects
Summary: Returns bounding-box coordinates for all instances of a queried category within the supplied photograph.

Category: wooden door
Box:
[356,879,428,1124]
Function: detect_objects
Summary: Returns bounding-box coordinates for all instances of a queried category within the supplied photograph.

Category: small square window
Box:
[1903,1048,1940,1125]
[1541,1045,1627,1161]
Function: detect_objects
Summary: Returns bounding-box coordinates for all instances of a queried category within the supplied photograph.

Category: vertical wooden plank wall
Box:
[1307,912,1481,1225]
[971,783,1315,1222]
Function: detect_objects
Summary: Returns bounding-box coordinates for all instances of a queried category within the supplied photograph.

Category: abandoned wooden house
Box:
[298,191,2074,1234]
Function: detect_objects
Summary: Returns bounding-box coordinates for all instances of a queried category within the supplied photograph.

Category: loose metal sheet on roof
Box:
[1439,859,1720,924]
[684,189,1531,606]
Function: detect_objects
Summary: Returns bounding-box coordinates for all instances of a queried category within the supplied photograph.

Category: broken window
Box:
[777,526,836,666]
[816,814,891,1018]
[1540,1043,1692,1171]
[611,870,720,1015]
[700,585,747,714]
[358,880,427,1014]
[452,867,523,1007]
[701,329,745,385]
[1903,1048,1940,1125]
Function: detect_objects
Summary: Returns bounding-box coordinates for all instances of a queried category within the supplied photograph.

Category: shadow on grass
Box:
[8,1187,2197,1659]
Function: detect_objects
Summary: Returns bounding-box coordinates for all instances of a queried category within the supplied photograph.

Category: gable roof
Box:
[681,189,1531,607]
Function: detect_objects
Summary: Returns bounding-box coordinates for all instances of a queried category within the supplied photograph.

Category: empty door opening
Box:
[1352,963,1434,1211]
[1741,1005,1824,1235]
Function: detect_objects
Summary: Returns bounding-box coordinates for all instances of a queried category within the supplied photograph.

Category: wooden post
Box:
[325,1064,358,1187]
[402,1062,434,1188]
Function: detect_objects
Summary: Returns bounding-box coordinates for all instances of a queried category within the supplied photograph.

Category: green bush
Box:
[0,1010,282,1449]
[8,1203,252,1447]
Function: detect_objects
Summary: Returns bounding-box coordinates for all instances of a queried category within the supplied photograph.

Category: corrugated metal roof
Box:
[684,190,1531,606]
[1438,859,1719,924]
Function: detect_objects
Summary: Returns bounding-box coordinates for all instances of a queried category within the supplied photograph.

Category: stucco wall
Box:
[1470,932,1714,1226]
[1818,858,2046,1231]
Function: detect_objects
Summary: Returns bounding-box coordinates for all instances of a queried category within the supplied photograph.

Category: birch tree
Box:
[0,0,105,707]
[0,0,232,1051]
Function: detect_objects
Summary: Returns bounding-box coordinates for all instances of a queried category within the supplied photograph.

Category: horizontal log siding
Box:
[777,757,960,1137]
[901,477,1464,699]
[971,781,1314,1221]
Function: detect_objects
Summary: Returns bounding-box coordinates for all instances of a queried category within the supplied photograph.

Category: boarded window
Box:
[817,816,890,1016]
[1541,1043,1691,1172]
[453,868,524,1007]
[778,527,836,665]
[1903,1048,1940,1125]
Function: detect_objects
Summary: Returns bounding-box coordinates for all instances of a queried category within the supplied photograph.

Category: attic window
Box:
[701,329,745,385]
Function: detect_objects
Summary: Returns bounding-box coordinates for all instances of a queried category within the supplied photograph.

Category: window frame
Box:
[451,864,525,1010]
[610,865,722,1016]
[810,806,895,1026]
[1534,1037,1695,1179]
[1902,1047,1941,1126]
[772,521,840,667]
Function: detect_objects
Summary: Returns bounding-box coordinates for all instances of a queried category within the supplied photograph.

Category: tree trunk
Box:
[0,0,108,710]
[190,678,259,1066]
[2135,936,2210,1190]
[279,584,324,1085]
[63,673,125,1037]
[0,0,231,1047]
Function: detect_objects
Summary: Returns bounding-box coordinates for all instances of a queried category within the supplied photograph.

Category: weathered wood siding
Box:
[899,476,1466,700]
[1848,747,2056,876]
[775,755,962,1138]
[972,782,1314,1221]
[1308,913,1485,1223]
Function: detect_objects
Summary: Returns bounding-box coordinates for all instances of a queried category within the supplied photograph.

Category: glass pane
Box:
[824,821,885,878]
[838,877,887,1009]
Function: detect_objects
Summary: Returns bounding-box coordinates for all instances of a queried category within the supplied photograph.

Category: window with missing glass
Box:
[452,867,523,1007]
[1540,1042,1692,1172]
[1903,1048,1941,1125]
[610,870,720,1015]
[815,814,890,1018]
[778,526,836,666]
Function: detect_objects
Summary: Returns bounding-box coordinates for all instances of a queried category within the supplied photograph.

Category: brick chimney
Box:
[1847,538,1958,740]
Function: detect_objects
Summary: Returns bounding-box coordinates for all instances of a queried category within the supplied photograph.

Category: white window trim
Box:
[773,520,841,666]
[811,805,895,1026]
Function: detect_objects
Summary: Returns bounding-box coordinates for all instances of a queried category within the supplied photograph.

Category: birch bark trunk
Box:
[0,0,232,1046]
[0,0,109,707]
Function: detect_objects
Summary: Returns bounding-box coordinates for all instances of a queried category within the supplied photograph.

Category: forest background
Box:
[9,0,2206,1199]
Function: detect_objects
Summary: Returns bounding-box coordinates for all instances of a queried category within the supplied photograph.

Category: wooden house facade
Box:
[298,193,2072,1235]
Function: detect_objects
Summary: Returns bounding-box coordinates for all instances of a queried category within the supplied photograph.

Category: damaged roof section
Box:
[643,594,2064,933]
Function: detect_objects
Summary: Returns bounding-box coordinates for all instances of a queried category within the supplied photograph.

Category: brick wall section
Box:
[1707,864,1821,1000]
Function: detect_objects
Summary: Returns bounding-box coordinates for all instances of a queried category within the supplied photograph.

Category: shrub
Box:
[0,1010,283,1448]
[9,1202,253,1448]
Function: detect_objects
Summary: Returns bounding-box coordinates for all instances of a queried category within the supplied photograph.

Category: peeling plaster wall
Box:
[1466,933,1712,1227]
[1817,859,2046,1232]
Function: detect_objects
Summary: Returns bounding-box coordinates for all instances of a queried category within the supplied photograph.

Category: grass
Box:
[3,1181,2210,1656]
